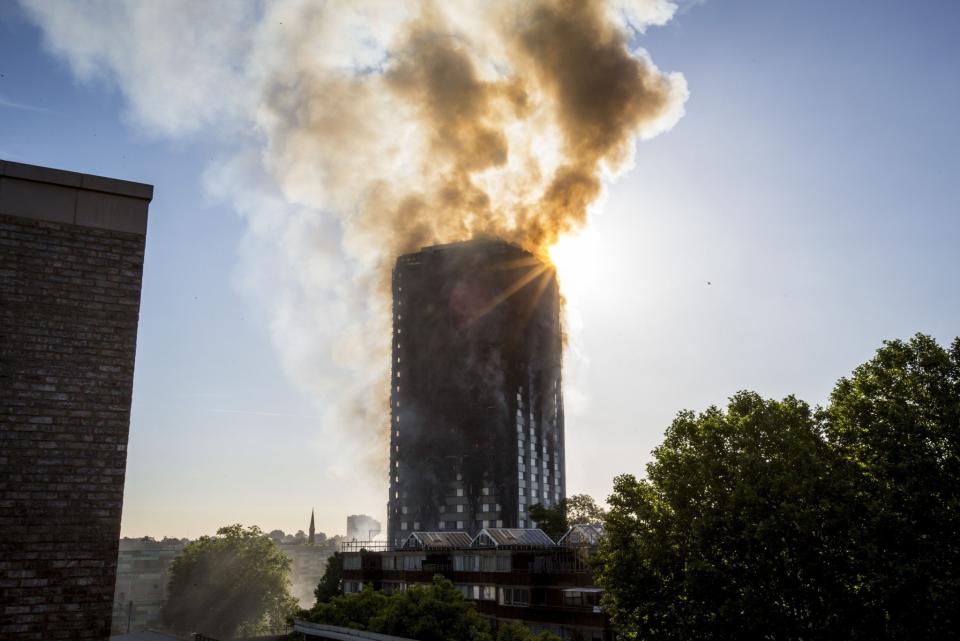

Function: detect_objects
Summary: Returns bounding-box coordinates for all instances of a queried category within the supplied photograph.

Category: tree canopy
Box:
[162,524,297,639]
[313,551,343,604]
[822,334,960,638]
[302,575,560,641]
[495,620,562,641]
[595,334,960,641]
[529,493,605,540]
[303,576,491,641]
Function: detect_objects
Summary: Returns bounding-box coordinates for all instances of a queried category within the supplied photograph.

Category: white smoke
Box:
[21,0,688,509]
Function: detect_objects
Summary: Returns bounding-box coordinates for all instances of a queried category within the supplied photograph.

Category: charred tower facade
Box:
[387,240,565,543]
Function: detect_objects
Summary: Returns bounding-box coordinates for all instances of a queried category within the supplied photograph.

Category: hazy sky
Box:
[2,1,958,539]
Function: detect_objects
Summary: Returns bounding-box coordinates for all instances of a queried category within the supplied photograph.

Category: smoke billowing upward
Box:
[21,0,687,502]
[261,0,687,263]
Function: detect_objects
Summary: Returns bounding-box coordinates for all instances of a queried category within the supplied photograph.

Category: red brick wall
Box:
[1,213,145,640]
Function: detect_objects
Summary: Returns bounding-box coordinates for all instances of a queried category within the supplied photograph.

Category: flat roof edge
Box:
[0,159,153,235]
[0,159,153,201]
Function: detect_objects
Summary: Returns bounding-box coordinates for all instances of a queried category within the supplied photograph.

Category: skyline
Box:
[2,0,959,539]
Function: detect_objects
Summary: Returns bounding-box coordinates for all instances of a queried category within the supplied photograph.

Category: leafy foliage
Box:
[313,551,343,604]
[495,620,561,641]
[302,576,492,641]
[595,334,960,641]
[529,493,605,540]
[822,334,960,638]
[162,524,296,639]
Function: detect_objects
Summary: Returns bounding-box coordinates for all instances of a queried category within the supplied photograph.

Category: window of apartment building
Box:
[344,581,363,594]
[496,519,504,528]
[481,503,489,512]
[343,555,361,570]
[381,555,397,571]
[455,584,497,601]
[382,581,403,595]
[456,584,479,600]
[457,488,464,497]
[457,504,464,513]
[483,487,490,496]
[454,554,477,572]
[457,520,464,529]
[413,521,420,529]
[563,589,602,609]
[499,586,529,606]
[401,521,408,531]
[439,521,446,530]
[402,555,425,571]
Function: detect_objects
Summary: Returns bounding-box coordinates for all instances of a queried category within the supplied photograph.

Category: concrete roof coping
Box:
[0,159,153,235]
[0,159,153,201]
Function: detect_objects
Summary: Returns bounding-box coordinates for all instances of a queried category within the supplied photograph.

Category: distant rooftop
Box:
[403,531,473,549]
[343,527,600,553]
[473,528,557,548]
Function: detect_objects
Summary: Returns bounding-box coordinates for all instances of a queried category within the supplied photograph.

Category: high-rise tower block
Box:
[386,239,565,543]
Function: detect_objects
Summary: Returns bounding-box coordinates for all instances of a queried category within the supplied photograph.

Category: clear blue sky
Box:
[2,1,958,538]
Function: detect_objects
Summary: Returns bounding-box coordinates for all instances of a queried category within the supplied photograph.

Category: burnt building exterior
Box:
[0,160,152,640]
[387,239,565,542]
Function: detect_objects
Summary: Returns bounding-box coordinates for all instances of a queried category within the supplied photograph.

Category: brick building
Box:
[0,160,153,640]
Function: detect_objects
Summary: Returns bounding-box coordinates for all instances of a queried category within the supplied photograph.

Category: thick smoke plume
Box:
[21,0,687,511]
[261,0,686,263]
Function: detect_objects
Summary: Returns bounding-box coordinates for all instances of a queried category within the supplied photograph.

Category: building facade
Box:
[0,160,152,640]
[111,539,186,634]
[340,527,610,641]
[387,240,565,542]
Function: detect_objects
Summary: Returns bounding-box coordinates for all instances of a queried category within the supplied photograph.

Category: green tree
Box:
[496,620,561,641]
[822,334,960,639]
[529,494,605,540]
[595,392,866,640]
[303,576,493,641]
[313,551,343,604]
[162,524,296,639]
[527,502,568,541]
[595,334,960,641]
[564,494,605,524]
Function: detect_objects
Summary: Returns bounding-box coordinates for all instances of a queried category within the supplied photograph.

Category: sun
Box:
[546,233,598,299]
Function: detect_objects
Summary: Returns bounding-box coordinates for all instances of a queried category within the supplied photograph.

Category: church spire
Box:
[308,508,316,545]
